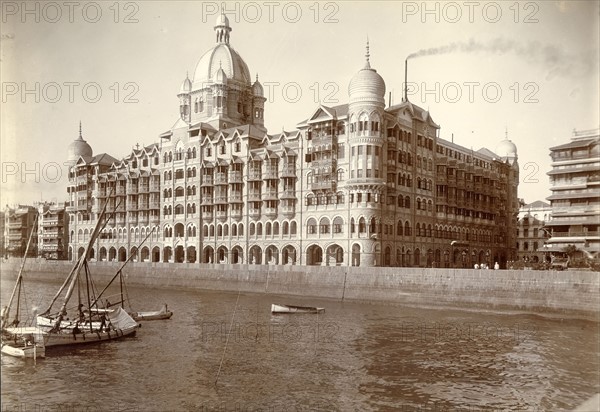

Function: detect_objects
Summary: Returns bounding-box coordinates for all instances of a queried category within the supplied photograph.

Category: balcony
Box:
[229,193,243,203]
[248,191,261,201]
[263,190,278,200]
[149,201,160,209]
[201,197,214,205]
[201,176,214,186]
[214,196,228,204]
[150,216,160,225]
[280,190,296,199]
[552,231,599,238]
[202,211,214,221]
[138,185,149,193]
[8,222,23,229]
[249,209,261,219]
[116,186,126,195]
[247,171,262,181]
[216,210,228,221]
[230,209,243,219]
[281,166,296,178]
[264,207,277,217]
[264,169,278,180]
[228,171,243,183]
[214,173,228,185]
[281,206,295,217]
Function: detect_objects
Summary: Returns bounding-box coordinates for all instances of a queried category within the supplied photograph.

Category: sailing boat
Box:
[1,214,46,359]
[36,199,139,348]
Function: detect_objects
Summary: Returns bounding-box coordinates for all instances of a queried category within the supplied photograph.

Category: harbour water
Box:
[1,275,598,411]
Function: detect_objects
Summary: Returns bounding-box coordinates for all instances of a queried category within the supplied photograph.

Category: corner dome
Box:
[179,76,192,94]
[68,125,93,164]
[192,44,251,88]
[348,67,386,105]
[348,42,386,105]
[252,77,263,97]
[495,139,518,158]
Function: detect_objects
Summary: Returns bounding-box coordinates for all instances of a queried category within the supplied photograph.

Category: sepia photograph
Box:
[1,1,599,411]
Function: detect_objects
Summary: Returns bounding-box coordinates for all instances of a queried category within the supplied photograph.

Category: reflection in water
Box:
[1,277,598,411]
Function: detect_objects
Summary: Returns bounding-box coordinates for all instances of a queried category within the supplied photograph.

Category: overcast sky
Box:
[1,1,598,207]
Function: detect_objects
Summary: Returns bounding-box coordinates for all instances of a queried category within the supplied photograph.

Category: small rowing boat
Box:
[271,304,325,314]
[1,327,46,359]
[129,304,173,321]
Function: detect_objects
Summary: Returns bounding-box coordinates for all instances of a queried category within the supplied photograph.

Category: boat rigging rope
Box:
[214,289,241,387]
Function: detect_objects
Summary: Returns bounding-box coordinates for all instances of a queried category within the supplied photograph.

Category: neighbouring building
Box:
[516,200,552,263]
[65,13,520,267]
[4,205,38,258]
[545,128,600,259]
[38,202,70,260]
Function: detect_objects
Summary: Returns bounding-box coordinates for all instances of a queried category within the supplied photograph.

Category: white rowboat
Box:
[271,304,325,314]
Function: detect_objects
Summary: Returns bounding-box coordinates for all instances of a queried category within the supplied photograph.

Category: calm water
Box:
[1,274,598,411]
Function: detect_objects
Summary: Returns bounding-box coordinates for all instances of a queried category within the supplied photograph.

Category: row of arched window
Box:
[163,148,198,163]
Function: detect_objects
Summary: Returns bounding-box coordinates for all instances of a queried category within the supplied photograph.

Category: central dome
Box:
[192,44,251,88]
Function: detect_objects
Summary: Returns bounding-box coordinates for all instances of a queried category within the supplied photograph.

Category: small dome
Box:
[179,76,192,94]
[215,12,229,28]
[215,67,227,84]
[495,139,518,158]
[252,78,263,97]
[348,67,386,105]
[68,135,93,164]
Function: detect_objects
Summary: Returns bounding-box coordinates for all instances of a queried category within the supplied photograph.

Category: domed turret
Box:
[215,65,228,84]
[496,139,517,157]
[67,122,93,165]
[214,11,231,44]
[252,74,263,97]
[179,74,192,94]
[348,41,385,106]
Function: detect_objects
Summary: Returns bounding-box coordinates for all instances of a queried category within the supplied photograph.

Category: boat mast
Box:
[91,227,155,309]
[1,213,38,330]
[42,196,117,316]
[51,196,112,326]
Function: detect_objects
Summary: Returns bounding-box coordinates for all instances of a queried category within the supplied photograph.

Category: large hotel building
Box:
[65,15,519,268]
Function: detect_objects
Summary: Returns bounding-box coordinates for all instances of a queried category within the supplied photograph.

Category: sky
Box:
[1,0,599,207]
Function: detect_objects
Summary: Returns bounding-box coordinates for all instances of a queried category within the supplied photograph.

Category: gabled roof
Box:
[476,148,498,160]
[524,200,551,209]
[549,137,598,151]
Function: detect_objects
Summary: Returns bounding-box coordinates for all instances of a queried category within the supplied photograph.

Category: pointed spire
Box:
[256,73,259,82]
[78,121,83,140]
[364,37,371,69]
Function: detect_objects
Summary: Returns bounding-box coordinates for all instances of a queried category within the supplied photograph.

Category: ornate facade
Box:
[65,14,519,267]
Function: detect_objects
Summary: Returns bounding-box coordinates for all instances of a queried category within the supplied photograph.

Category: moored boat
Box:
[1,327,46,358]
[36,198,139,349]
[129,304,173,321]
[271,304,325,314]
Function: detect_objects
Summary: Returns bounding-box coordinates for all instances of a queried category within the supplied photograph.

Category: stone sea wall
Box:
[1,259,598,321]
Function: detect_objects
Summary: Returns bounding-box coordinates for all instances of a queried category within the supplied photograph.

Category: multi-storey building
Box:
[545,128,600,258]
[66,123,118,261]
[65,14,519,267]
[516,200,552,263]
[37,202,70,260]
[4,205,38,257]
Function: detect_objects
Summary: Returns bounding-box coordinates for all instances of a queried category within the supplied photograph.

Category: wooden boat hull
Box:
[43,325,138,348]
[38,307,139,348]
[1,342,45,358]
[271,304,325,314]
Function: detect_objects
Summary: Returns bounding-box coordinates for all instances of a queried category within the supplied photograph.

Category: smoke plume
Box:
[407,37,597,79]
